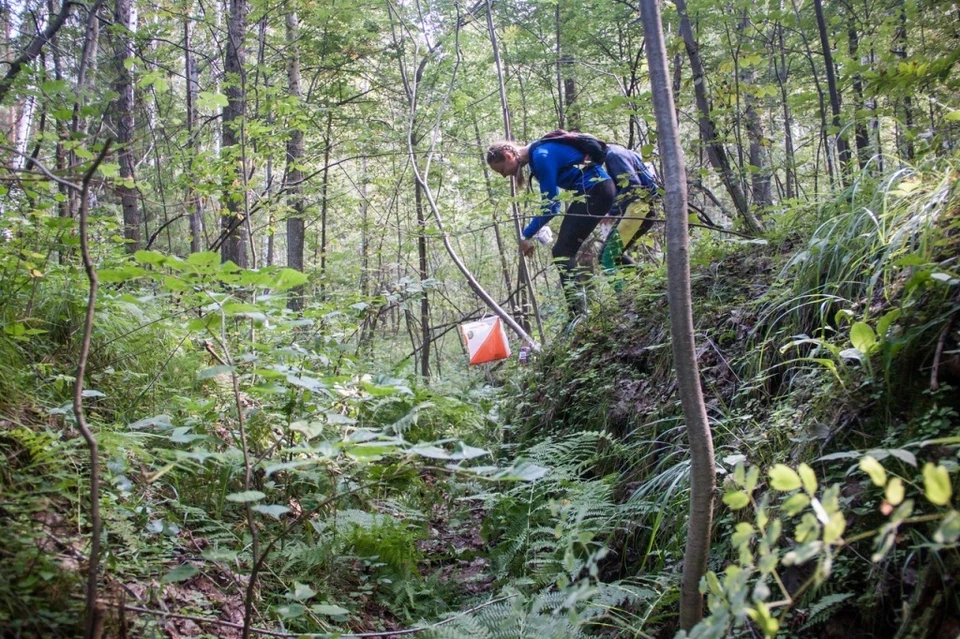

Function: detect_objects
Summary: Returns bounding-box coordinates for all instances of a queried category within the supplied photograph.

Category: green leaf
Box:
[197,91,230,109]
[161,564,199,583]
[225,491,266,503]
[923,463,952,506]
[201,548,238,562]
[494,461,549,481]
[731,522,754,547]
[723,490,751,510]
[98,163,120,178]
[98,265,147,282]
[275,604,305,619]
[885,477,905,506]
[286,582,317,602]
[859,456,887,487]
[198,365,235,379]
[410,444,450,459]
[934,511,960,544]
[850,322,877,354]
[450,443,489,460]
[798,463,818,495]
[272,268,308,291]
[876,309,901,339]
[746,602,780,637]
[252,504,291,519]
[312,604,350,616]
[134,249,166,265]
[769,464,802,491]
[823,511,846,544]
[945,110,960,121]
[782,493,811,516]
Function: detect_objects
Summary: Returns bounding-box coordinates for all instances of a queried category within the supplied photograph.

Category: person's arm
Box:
[521,150,562,239]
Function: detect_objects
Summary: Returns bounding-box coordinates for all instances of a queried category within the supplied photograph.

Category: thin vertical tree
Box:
[113,0,141,252]
[285,9,306,310]
[640,0,716,629]
[220,0,248,266]
[184,10,203,253]
[814,0,851,175]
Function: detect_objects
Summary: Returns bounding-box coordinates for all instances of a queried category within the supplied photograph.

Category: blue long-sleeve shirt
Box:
[522,141,611,239]
[605,144,659,216]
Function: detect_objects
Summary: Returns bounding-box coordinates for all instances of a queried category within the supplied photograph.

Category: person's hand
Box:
[519,238,536,257]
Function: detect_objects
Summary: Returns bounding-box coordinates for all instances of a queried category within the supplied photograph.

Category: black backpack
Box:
[531,129,608,165]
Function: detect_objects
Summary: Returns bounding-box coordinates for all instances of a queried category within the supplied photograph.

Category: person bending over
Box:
[486,137,615,312]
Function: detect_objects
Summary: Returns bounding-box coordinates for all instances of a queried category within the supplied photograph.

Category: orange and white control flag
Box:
[460,316,511,365]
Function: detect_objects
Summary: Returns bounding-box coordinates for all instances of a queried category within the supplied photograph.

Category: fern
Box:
[800,592,855,631]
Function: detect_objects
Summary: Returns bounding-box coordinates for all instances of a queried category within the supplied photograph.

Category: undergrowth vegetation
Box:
[1,161,959,637]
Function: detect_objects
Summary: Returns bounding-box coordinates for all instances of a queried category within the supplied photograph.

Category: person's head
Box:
[486,141,526,186]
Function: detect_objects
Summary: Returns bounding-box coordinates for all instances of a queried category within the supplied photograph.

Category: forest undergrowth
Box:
[2,160,960,639]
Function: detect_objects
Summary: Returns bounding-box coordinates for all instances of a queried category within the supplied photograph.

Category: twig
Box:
[930,312,955,391]
[74,139,113,639]
[98,594,517,638]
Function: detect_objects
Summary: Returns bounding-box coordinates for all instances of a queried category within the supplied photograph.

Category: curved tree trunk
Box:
[640,0,716,629]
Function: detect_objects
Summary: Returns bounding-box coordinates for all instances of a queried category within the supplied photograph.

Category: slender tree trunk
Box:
[896,0,914,161]
[555,2,564,128]
[673,0,762,234]
[848,15,870,169]
[473,117,514,306]
[485,0,543,340]
[790,0,835,188]
[414,178,431,378]
[285,10,305,311]
[743,71,771,208]
[814,0,851,175]
[360,156,370,298]
[774,19,796,199]
[562,54,578,131]
[114,0,141,252]
[220,0,248,266]
[319,112,332,300]
[185,12,204,253]
[639,0,715,629]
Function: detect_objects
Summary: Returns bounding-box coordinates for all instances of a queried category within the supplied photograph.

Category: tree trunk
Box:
[414,177,431,379]
[319,111,332,300]
[814,0,851,175]
[114,0,141,252]
[185,12,204,253]
[848,15,870,169]
[285,9,305,311]
[639,0,716,629]
[896,0,914,161]
[220,0,248,267]
[673,0,762,234]
[485,0,543,340]
[473,116,514,307]
[774,19,796,199]
[562,54,578,131]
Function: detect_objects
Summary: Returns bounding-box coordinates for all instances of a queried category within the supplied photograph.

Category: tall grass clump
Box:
[750,161,960,396]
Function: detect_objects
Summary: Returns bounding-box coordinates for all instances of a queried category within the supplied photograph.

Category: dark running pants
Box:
[551,178,616,307]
